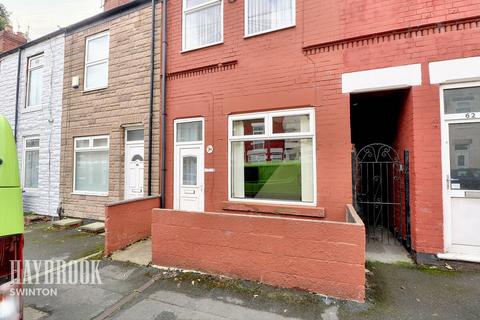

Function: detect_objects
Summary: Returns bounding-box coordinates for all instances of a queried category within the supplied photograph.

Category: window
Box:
[229,108,315,204]
[84,32,109,91]
[245,0,295,37]
[74,136,109,194]
[23,137,40,189]
[183,0,223,51]
[26,54,44,108]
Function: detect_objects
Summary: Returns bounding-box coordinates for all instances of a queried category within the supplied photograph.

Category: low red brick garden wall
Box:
[104,196,160,256]
[152,205,365,302]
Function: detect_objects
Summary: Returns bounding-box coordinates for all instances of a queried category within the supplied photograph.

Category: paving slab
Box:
[80,222,105,234]
[111,239,152,266]
[51,218,83,229]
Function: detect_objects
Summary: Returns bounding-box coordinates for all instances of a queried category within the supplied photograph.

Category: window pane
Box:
[87,34,109,62]
[86,62,108,89]
[76,139,90,149]
[24,149,39,189]
[177,121,202,142]
[127,129,144,141]
[272,114,310,134]
[247,0,294,35]
[182,156,198,185]
[444,87,480,114]
[93,138,108,148]
[186,0,212,9]
[231,139,314,202]
[27,68,43,106]
[185,3,222,50]
[26,139,40,148]
[232,119,265,136]
[449,123,480,190]
[75,150,109,193]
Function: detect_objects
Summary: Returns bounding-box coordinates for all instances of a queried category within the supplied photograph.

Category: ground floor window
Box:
[23,137,40,189]
[74,136,109,194]
[229,108,315,204]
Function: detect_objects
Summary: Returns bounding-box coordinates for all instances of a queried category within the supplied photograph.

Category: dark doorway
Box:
[350,89,411,247]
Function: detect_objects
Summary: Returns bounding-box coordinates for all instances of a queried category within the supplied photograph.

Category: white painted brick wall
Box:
[0,34,65,216]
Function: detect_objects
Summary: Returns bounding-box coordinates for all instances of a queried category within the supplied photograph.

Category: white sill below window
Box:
[71,191,109,197]
[181,41,224,54]
[22,105,42,113]
[244,24,296,39]
[83,85,108,93]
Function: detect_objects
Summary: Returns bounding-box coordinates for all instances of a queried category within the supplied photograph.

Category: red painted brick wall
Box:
[164,1,480,255]
[152,207,365,301]
[103,0,131,11]
[104,196,160,255]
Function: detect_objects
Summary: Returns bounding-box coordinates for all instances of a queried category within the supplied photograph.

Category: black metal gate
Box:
[352,143,411,247]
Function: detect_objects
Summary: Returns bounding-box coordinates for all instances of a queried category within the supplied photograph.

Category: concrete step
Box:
[52,218,83,229]
[80,222,105,234]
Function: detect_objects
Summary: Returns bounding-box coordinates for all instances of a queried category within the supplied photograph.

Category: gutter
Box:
[147,0,156,196]
[13,48,22,142]
[160,0,168,208]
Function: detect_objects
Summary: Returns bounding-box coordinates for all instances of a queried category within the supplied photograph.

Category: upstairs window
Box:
[26,54,44,108]
[183,0,223,51]
[84,31,109,91]
[245,0,296,37]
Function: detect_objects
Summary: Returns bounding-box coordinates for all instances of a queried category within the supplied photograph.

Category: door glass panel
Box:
[127,129,144,142]
[444,87,480,114]
[182,156,197,186]
[449,123,480,190]
[131,155,144,162]
[177,121,202,142]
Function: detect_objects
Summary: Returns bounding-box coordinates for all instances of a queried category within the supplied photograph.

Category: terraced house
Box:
[59,0,162,220]
[0,30,65,217]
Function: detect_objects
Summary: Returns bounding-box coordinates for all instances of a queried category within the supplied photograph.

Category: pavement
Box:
[21,221,480,320]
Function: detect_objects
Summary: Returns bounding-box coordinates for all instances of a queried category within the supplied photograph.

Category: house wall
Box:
[60,2,161,220]
[0,33,65,216]
[164,0,480,255]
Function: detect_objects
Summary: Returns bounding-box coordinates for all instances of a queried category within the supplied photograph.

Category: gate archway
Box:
[353,143,410,246]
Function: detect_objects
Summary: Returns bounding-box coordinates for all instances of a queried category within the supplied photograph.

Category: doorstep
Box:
[437,253,480,263]
[51,218,83,229]
[80,222,105,234]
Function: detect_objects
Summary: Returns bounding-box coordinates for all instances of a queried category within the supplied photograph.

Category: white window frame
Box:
[73,135,110,196]
[84,31,110,92]
[244,0,296,38]
[228,107,316,206]
[25,53,44,109]
[22,136,40,192]
[182,0,224,52]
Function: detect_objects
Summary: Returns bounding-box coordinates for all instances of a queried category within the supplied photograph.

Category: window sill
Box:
[71,192,109,197]
[83,86,108,94]
[222,201,325,218]
[181,41,224,54]
[244,24,296,39]
[21,105,42,113]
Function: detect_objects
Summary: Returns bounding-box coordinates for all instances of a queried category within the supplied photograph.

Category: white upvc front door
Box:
[174,118,205,212]
[125,128,145,200]
[441,82,480,260]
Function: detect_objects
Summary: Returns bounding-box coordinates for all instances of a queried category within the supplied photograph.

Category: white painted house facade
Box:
[0,32,65,216]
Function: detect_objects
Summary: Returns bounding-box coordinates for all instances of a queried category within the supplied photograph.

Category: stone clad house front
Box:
[59,0,161,220]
